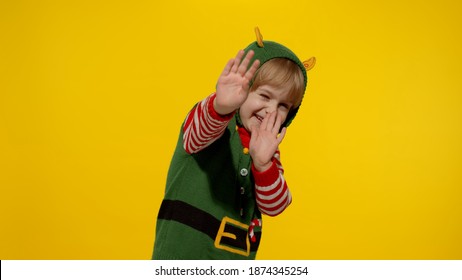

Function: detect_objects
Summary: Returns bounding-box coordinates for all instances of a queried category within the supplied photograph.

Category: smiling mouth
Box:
[255,114,264,122]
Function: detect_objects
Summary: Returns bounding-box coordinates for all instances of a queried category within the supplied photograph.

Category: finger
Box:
[241,77,251,93]
[238,50,255,76]
[265,111,277,131]
[250,125,259,140]
[221,58,235,76]
[260,111,270,131]
[244,59,260,81]
[231,50,245,73]
[272,112,283,135]
[277,127,287,144]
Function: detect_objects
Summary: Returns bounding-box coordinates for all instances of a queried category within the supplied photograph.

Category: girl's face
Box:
[239,84,293,133]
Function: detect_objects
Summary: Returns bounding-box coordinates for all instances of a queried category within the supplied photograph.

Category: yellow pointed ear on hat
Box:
[254,26,315,71]
[303,57,316,71]
[255,27,264,47]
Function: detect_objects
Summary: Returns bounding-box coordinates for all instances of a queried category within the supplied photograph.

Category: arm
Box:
[183,93,233,154]
[249,111,292,216]
[183,49,260,154]
[252,151,292,216]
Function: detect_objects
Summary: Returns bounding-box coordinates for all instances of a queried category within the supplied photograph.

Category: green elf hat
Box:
[242,27,315,128]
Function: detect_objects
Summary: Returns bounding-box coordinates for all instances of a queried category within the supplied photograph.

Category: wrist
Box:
[252,161,272,172]
[213,98,236,116]
[209,94,235,120]
[252,160,280,186]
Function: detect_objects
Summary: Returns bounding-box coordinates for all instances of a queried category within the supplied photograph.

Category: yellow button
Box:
[243,148,249,154]
[235,125,239,131]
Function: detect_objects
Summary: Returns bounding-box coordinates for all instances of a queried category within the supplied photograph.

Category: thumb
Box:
[250,125,258,135]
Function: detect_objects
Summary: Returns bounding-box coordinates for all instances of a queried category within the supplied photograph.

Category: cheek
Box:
[240,101,255,118]
[243,98,261,113]
[278,109,289,121]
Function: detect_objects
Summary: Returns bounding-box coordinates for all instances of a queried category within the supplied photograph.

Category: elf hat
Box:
[242,27,315,127]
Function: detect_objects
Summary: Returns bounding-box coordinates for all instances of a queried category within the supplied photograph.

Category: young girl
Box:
[153,28,315,259]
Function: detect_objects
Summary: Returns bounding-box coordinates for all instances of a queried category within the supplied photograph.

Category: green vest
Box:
[153,116,262,259]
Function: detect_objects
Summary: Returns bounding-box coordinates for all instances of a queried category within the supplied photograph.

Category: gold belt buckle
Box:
[214,216,250,257]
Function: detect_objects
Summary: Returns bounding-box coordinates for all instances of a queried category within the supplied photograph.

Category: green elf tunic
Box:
[154,108,261,259]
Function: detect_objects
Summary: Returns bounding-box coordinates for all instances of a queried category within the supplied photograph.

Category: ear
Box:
[255,26,264,47]
[303,57,316,71]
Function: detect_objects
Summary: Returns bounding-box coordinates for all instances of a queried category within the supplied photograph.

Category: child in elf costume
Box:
[153,28,315,260]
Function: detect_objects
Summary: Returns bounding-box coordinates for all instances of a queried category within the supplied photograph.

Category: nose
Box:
[265,102,278,114]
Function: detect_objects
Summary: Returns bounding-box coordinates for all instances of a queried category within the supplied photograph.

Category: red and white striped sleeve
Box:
[251,150,292,216]
[183,93,234,154]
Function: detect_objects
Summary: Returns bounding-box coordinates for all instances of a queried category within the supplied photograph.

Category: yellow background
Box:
[1,0,461,259]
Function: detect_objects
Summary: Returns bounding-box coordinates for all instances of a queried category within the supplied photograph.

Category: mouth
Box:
[254,114,264,123]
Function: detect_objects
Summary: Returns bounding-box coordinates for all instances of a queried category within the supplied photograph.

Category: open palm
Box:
[214,50,260,115]
[249,111,286,172]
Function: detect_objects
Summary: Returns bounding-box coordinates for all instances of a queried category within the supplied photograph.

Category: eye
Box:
[259,94,270,100]
[279,103,290,110]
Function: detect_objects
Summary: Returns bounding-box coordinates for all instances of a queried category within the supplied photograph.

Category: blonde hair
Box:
[250,58,305,107]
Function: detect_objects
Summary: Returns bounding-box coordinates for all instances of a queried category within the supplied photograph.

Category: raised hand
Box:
[214,50,260,115]
[249,111,287,172]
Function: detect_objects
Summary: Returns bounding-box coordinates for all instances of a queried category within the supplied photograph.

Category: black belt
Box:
[157,199,261,256]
